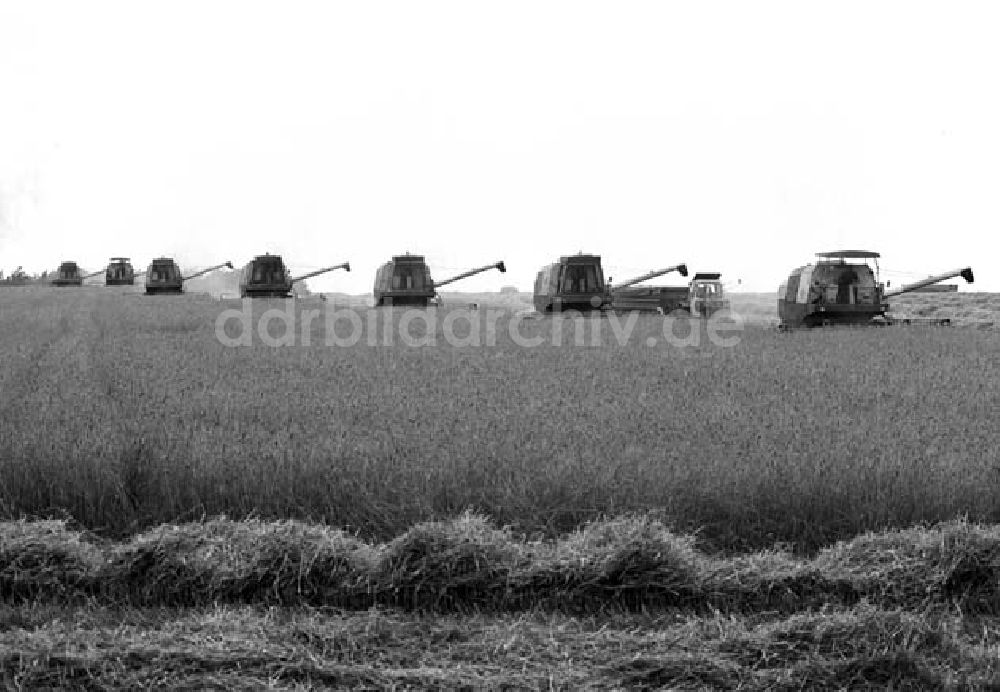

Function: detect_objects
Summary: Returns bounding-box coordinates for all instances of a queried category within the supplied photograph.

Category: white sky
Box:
[1,1,997,293]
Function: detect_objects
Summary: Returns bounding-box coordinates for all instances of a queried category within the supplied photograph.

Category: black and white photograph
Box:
[1,1,998,688]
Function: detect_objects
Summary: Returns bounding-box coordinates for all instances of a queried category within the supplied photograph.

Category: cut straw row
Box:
[3,512,999,613]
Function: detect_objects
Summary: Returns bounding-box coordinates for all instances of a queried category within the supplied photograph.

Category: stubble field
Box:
[2,285,999,688]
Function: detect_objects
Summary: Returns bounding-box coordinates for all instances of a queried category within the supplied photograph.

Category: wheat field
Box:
[2,286,998,549]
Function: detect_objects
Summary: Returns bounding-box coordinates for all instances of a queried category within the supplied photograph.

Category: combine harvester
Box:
[608,267,732,317]
[778,250,974,329]
[373,254,506,306]
[51,262,102,287]
[533,253,611,312]
[238,254,350,298]
[145,258,234,295]
[104,257,139,286]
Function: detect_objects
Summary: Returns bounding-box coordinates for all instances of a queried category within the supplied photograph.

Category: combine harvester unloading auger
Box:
[373,254,506,306]
[239,254,350,298]
[145,258,234,295]
[778,250,974,329]
[612,264,689,292]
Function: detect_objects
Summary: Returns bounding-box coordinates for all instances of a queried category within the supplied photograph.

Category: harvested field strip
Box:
[5,513,1000,615]
[2,603,999,690]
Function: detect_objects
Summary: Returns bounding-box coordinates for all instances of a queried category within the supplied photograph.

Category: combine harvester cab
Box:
[51,262,99,286]
[777,250,974,328]
[145,258,234,294]
[373,254,506,306]
[105,258,136,285]
[534,254,611,313]
[239,254,350,298]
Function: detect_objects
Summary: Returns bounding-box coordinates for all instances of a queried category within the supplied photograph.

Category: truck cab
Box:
[688,273,729,316]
